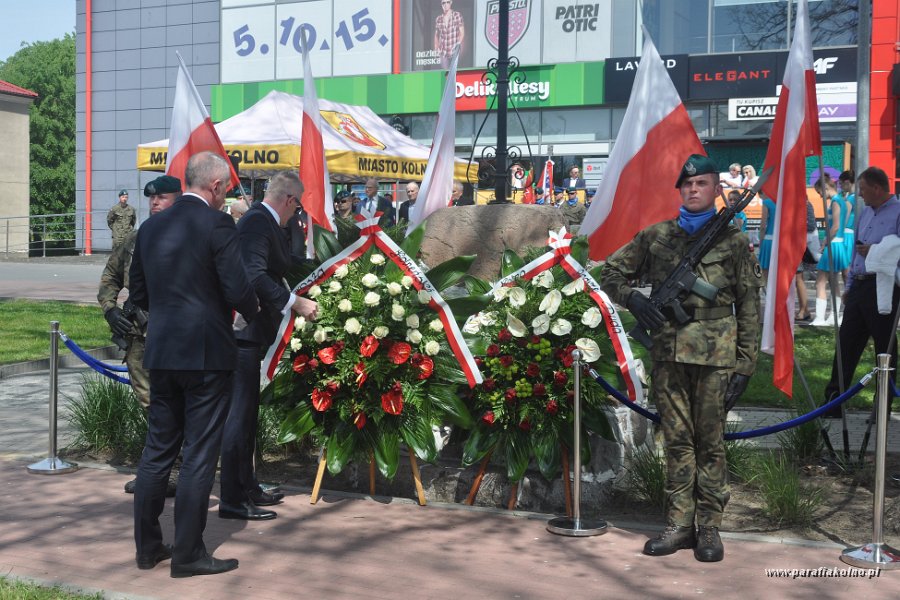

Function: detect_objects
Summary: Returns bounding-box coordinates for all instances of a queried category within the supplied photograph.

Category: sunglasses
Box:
[335,198,350,204]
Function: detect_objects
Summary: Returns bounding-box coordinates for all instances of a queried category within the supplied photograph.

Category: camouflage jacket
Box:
[601,219,762,375]
[107,203,136,237]
[97,231,137,314]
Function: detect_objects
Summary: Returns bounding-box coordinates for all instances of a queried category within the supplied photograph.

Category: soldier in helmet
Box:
[98,175,181,494]
[601,154,762,562]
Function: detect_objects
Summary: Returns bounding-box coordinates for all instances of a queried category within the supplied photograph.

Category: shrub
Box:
[626,445,667,512]
[724,425,756,483]
[753,451,823,528]
[776,413,824,463]
[66,373,146,461]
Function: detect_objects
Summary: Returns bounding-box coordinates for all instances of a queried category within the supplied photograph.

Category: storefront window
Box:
[543,108,610,143]
[712,0,788,52]
[642,0,709,55]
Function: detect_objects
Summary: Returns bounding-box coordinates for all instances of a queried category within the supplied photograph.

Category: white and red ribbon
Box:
[489,227,644,404]
[263,208,483,387]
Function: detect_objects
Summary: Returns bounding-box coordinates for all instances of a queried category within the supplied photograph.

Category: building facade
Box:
[0,81,37,254]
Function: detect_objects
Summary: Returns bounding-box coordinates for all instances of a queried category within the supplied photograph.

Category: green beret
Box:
[144,175,182,196]
[675,154,719,188]
[566,186,577,193]
[119,189,128,196]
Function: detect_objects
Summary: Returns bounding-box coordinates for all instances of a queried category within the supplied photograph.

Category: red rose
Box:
[311,388,332,412]
[546,399,559,415]
[519,418,531,431]
[410,353,434,380]
[483,378,497,391]
[499,355,514,368]
[475,357,485,367]
[505,388,517,403]
[308,358,319,370]
[388,341,412,364]
[526,363,540,377]
[292,354,311,374]
[333,341,346,352]
[533,383,547,396]
[497,328,512,343]
[381,382,404,415]
[561,345,578,367]
[317,345,340,365]
[360,335,379,358]
[486,344,500,357]
[353,362,368,388]
[530,335,541,345]
[553,370,568,388]
[482,410,496,425]
[353,411,367,429]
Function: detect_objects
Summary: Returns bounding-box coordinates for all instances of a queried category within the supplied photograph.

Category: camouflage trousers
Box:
[652,361,730,528]
[125,335,151,411]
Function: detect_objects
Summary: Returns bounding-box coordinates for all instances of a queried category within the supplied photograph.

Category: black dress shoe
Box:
[170,554,239,578]
[136,544,172,570]
[219,500,277,520]
[249,488,284,506]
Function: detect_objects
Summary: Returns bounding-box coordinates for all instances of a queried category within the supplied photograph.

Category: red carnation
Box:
[311,388,333,412]
[360,335,379,358]
[353,362,368,388]
[546,399,559,415]
[482,410,496,425]
[317,345,341,365]
[410,353,434,379]
[388,341,412,364]
[526,363,540,377]
[499,355,514,368]
[505,388,517,403]
[353,411,367,429]
[497,328,512,343]
[483,378,497,391]
[486,344,500,357]
[381,382,404,415]
[292,354,312,374]
[553,370,568,388]
[519,418,531,431]
[533,383,547,396]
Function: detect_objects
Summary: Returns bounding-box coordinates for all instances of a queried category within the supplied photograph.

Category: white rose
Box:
[479,311,498,326]
[313,327,329,343]
[575,338,601,362]
[294,316,307,331]
[338,299,353,312]
[334,264,349,279]
[492,286,510,301]
[532,313,550,335]
[364,292,381,307]
[401,275,414,288]
[344,318,362,335]
[417,290,432,304]
[581,307,603,328]
[429,319,443,332]
[424,340,440,356]
[407,329,423,343]
[562,278,585,296]
[370,253,386,265]
[508,287,527,308]
[307,285,322,299]
[462,318,481,334]
[539,289,563,316]
[386,282,403,296]
[406,314,420,329]
[290,338,303,352]
[362,273,380,288]
[551,318,573,336]
[506,312,527,337]
[373,326,389,339]
[391,303,406,321]
[533,270,555,289]
[328,280,342,293]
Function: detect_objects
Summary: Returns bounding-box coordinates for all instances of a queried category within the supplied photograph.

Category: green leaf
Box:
[370,424,400,480]
[445,295,492,322]
[429,384,473,428]
[461,425,499,467]
[276,402,316,444]
[504,429,532,482]
[400,413,438,463]
[463,275,493,295]
[533,432,562,480]
[313,225,343,263]
[326,423,358,475]
[589,264,605,283]
[465,333,489,357]
[425,255,476,291]
[500,249,525,277]
[384,222,426,281]
[560,426,592,466]
[570,235,589,265]
[582,404,618,443]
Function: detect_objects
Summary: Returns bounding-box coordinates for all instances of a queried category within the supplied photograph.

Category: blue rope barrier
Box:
[59,333,132,385]
[586,367,872,440]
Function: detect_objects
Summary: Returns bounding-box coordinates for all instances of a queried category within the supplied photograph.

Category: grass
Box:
[749,451,824,528]
[65,373,147,461]
[625,445,667,511]
[0,299,110,364]
[0,576,102,600]
[724,425,756,483]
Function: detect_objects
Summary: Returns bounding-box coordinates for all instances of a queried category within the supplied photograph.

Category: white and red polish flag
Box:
[760,0,821,397]
[580,30,704,260]
[407,45,460,233]
[166,52,240,190]
[299,30,335,257]
[539,159,554,204]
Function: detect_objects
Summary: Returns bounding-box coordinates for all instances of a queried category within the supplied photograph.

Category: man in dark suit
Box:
[219,172,318,521]
[398,181,419,222]
[129,151,259,578]
[564,164,586,190]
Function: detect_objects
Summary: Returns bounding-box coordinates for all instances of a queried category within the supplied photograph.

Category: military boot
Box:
[694,526,724,562]
[643,524,696,556]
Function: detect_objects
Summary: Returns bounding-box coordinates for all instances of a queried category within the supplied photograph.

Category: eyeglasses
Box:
[441,1,451,4]
[335,198,350,204]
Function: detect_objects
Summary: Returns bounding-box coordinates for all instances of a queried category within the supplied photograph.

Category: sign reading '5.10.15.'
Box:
[220,0,392,83]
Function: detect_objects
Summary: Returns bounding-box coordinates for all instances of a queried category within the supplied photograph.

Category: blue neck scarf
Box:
[678,206,716,235]
[566,198,578,207]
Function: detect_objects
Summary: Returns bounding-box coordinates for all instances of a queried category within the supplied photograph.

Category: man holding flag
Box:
[602,154,762,562]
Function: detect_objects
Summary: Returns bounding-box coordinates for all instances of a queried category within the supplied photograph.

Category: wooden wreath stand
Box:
[310,448,427,506]
[464,444,573,516]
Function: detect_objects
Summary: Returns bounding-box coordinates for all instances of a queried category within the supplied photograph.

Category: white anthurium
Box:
[327,280,342,293]
[424,340,441,355]
[562,278,585,296]
[539,289,563,316]
[462,318,481,334]
[429,319,444,332]
[581,306,603,328]
[401,275,414,288]
[372,325,389,338]
[492,286,510,301]
[344,318,362,335]
[533,270,555,289]
[290,338,302,352]
[408,329,423,343]
[338,299,353,312]
[334,264,349,279]
[532,313,550,335]
[361,273,380,288]
[307,285,322,299]
[506,312,527,337]
[370,253,386,265]
[417,290,432,304]
[386,282,403,296]
[313,327,329,343]
[508,287,527,307]
[391,303,406,321]
[575,338,602,362]
[551,318,572,336]
[479,311,498,326]
[364,292,381,307]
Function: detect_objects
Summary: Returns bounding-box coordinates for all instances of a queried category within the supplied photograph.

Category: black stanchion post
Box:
[547,350,607,536]
[27,321,78,475]
[840,353,899,569]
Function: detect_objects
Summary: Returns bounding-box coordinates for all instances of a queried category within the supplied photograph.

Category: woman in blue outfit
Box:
[837,170,856,283]
[757,195,776,279]
[811,175,850,326]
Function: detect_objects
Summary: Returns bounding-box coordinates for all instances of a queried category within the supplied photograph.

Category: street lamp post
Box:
[492,1,511,204]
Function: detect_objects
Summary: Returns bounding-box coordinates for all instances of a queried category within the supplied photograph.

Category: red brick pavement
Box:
[0,459,894,600]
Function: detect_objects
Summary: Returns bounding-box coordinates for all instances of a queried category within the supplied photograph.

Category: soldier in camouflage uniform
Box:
[107,189,136,250]
[601,154,762,562]
[98,176,180,494]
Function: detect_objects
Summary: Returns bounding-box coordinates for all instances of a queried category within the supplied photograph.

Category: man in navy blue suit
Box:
[219,171,318,521]
[129,152,259,578]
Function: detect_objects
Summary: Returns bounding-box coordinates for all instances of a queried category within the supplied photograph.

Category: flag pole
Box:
[793,356,838,464]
